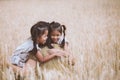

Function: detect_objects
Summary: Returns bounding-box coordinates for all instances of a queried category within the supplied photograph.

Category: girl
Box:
[47,21,74,61]
[10,21,63,76]
[40,21,75,72]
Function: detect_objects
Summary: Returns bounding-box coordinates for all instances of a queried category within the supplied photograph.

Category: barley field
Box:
[0,0,120,80]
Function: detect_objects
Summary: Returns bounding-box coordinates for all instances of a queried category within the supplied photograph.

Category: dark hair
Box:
[30,21,49,55]
[46,21,66,49]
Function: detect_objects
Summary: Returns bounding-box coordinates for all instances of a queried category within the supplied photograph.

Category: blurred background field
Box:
[0,0,120,80]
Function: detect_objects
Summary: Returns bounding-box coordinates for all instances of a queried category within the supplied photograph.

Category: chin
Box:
[53,42,58,44]
[52,41,56,42]
[43,41,46,44]
[53,41,58,43]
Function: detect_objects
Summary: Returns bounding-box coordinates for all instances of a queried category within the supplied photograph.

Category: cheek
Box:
[38,39,45,44]
[38,39,42,43]
[51,37,59,42]
[41,37,46,41]
[37,38,43,43]
[41,37,45,41]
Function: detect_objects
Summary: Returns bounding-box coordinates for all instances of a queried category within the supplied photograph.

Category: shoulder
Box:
[15,38,33,52]
[36,44,41,51]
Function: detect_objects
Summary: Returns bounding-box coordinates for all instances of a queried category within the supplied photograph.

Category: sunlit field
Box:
[0,0,120,80]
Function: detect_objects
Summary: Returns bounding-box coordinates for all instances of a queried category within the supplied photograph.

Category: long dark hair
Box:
[46,21,66,49]
[30,21,49,55]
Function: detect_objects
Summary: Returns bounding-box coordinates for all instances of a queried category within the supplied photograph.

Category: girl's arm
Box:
[47,42,70,56]
[35,50,63,63]
[58,42,76,65]
[48,43,75,65]
[55,42,70,56]
[64,43,75,65]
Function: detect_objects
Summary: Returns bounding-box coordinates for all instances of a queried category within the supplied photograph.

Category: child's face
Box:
[37,30,48,44]
[50,30,61,43]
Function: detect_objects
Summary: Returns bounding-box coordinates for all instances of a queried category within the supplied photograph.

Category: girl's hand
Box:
[47,49,67,57]
[68,55,75,65]
[55,52,65,57]
[47,49,61,54]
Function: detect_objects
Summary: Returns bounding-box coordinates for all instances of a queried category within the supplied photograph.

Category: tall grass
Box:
[0,25,119,80]
[0,0,120,80]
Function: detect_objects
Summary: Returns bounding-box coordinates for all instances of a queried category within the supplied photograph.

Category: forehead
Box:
[39,30,48,36]
[50,30,61,35]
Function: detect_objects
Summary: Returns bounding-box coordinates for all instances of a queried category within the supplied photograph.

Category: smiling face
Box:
[50,30,62,43]
[37,30,48,44]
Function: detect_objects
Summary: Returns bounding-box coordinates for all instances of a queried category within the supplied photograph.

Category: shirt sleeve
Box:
[36,44,41,51]
[57,35,69,44]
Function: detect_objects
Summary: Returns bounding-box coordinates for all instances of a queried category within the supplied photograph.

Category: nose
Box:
[53,36,58,39]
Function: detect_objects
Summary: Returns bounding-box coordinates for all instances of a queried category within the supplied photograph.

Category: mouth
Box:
[41,40,46,44]
[53,40,58,43]
[44,40,46,43]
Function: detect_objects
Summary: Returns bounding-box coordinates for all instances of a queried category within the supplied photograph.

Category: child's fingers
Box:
[56,53,65,57]
[68,55,75,66]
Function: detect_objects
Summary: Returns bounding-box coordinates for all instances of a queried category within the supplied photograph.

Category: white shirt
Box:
[57,34,68,44]
[11,37,40,67]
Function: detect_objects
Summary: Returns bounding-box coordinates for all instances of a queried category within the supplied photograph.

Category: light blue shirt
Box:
[11,37,41,67]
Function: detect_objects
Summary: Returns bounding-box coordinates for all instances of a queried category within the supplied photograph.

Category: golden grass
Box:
[0,0,120,80]
[0,26,119,80]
